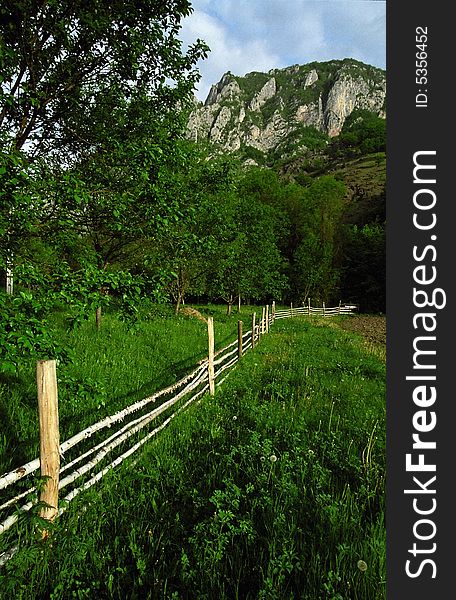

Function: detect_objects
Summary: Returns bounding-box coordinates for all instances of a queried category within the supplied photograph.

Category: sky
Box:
[180,0,386,102]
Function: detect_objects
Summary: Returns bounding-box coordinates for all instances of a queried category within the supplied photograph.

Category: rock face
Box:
[187,59,386,163]
[249,77,277,112]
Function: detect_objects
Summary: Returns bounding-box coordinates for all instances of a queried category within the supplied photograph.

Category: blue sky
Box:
[180,0,386,101]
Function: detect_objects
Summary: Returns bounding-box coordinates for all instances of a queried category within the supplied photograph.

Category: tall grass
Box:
[0,313,385,599]
[0,304,240,474]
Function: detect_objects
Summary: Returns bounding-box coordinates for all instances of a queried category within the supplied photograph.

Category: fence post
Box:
[251,312,256,348]
[272,301,276,323]
[261,306,266,335]
[290,302,293,317]
[339,300,341,314]
[37,359,60,533]
[323,302,326,317]
[266,305,269,333]
[238,320,243,359]
[308,298,311,316]
[207,317,215,395]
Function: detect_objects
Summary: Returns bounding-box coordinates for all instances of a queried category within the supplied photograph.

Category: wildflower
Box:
[357,560,368,572]
[260,456,265,462]
[232,415,238,421]
[269,454,278,463]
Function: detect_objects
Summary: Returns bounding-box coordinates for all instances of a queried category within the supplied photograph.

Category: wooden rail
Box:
[0,299,356,563]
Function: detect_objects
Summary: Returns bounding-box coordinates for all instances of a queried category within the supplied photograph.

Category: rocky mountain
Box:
[187,59,386,166]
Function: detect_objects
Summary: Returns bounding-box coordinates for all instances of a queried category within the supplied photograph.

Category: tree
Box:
[291,176,346,304]
[1,0,208,295]
[0,150,42,290]
[332,110,386,157]
[204,190,288,313]
[339,223,385,312]
[0,0,210,344]
[0,0,207,158]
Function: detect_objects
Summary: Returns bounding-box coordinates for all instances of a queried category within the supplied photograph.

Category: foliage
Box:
[339,224,386,313]
[290,176,346,303]
[0,0,207,158]
[332,110,386,156]
[204,195,288,309]
[267,125,329,166]
[0,290,70,374]
[0,0,208,332]
[0,150,44,259]
[149,152,240,310]
[235,71,270,97]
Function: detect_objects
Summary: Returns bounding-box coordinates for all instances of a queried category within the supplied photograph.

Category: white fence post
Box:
[252,312,256,348]
[207,317,215,395]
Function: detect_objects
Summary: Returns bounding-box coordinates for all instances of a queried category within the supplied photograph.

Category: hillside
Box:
[187,58,386,167]
[280,150,386,226]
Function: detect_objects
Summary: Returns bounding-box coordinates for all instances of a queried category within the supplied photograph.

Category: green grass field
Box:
[0,304,241,475]
[0,307,385,599]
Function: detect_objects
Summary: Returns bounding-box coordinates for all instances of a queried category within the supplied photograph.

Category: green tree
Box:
[333,110,386,156]
[205,190,287,313]
[152,152,240,313]
[291,176,346,304]
[0,0,207,157]
[340,223,385,312]
[0,1,208,347]
[1,0,208,292]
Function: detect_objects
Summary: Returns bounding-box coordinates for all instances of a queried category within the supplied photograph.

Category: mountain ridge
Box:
[187,58,386,166]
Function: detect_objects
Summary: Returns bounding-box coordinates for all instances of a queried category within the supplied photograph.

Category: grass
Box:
[0,309,385,599]
[0,304,241,474]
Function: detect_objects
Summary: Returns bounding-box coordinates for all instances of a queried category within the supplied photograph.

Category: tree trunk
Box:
[5,254,13,295]
[175,291,184,315]
[175,268,186,315]
[95,306,102,330]
[226,295,234,315]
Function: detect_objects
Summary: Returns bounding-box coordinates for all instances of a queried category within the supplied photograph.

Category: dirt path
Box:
[338,315,386,348]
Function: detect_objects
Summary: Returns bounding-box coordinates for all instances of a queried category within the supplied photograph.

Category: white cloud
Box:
[180,1,385,101]
[180,9,281,101]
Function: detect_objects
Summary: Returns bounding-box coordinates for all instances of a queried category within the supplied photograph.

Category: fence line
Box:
[0,300,355,563]
[0,360,209,492]
[274,302,357,319]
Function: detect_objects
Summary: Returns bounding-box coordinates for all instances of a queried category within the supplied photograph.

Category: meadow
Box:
[0,306,385,599]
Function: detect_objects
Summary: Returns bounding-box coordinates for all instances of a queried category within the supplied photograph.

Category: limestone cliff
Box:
[187,59,386,164]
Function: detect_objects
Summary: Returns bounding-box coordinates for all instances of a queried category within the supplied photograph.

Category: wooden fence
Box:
[0,300,355,563]
[274,301,357,319]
